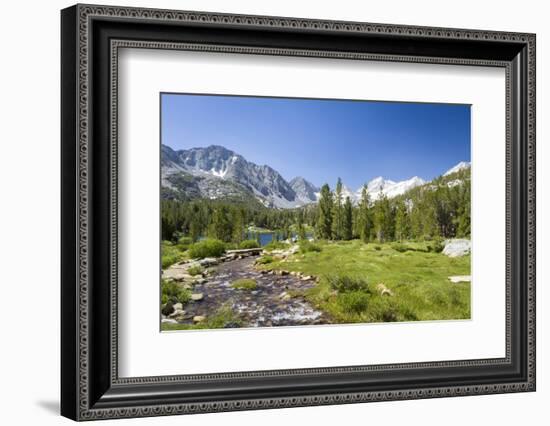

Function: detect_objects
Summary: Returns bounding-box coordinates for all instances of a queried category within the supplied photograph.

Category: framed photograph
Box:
[61,4,536,421]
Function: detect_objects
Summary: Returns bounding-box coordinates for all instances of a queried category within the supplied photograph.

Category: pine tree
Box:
[374,194,393,243]
[209,206,232,242]
[410,202,423,240]
[316,184,333,239]
[357,185,371,243]
[232,207,245,244]
[343,196,353,240]
[394,200,410,241]
[421,192,439,239]
[296,209,306,240]
[332,178,343,239]
[189,215,201,242]
[456,196,471,237]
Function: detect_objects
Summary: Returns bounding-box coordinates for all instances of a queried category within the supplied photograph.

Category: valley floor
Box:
[161,239,471,330]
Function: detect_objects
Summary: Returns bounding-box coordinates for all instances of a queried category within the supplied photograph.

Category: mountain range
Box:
[161,144,470,208]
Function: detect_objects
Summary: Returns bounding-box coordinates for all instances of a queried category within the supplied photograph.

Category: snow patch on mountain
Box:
[355,176,424,201]
[444,161,471,176]
[161,144,469,209]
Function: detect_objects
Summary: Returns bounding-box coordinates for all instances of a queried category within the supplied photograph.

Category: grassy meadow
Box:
[161,237,470,329]
[259,239,471,324]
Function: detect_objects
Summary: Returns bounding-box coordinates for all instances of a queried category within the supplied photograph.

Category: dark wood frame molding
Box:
[61,4,536,420]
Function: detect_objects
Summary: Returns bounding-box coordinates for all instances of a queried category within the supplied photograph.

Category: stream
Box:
[171,256,328,328]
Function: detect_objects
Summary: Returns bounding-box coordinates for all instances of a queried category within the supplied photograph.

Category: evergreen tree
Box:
[374,194,393,242]
[296,209,306,240]
[316,184,333,239]
[422,192,439,239]
[455,195,471,237]
[189,214,202,242]
[343,196,353,240]
[209,206,232,242]
[410,202,423,240]
[394,200,410,241]
[357,185,371,243]
[332,178,343,239]
[232,207,245,244]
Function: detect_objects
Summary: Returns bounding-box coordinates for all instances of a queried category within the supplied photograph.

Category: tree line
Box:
[161,170,470,244]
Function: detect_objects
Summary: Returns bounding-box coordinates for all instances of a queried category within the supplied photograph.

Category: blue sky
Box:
[161,93,470,189]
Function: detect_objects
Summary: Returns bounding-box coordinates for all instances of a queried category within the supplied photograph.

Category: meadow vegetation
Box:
[162,304,242,331]
[231,278,258,290]
[257,239,470,323]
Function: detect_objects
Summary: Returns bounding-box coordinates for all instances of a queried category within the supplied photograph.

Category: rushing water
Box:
[177,256,327,328]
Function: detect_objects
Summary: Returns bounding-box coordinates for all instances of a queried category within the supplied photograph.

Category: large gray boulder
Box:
[443,239,471,257]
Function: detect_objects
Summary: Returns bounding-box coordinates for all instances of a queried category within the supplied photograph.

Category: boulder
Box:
[443,239,471,257]
[279,292,291,301]
[191,293,204,302]
[199,257,220,267]
[376,283,393,297]
[168,309,185,319]
[193,315,206,323]
[448,275,472,283]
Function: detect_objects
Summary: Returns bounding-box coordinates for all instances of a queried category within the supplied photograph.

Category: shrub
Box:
[187,265,203,276]
[161,241,183,269]
[231,278,257,290]
[188,239,226,259]
[239,239,260,249]
[327,275,370,293]
[381,308,398,322]
[391,242,408,253]
[299,240,322,253]
[338,291,370,314]
[176,236,193,251]
[161,280,191,304]
[256,255,274,265]
[263,241,290,251]
[432,238,444,253]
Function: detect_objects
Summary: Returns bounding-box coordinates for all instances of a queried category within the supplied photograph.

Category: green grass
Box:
[258,239,471,323]
[263,241,290,251]
[161,305,242,330]
[299,240,322,253]
[187,239,226,259]
[239,239,261,249]
[231,278,258,290]
[161,241,186,269]
[187,265,204,276]
[161,280,191,305]
[176,236,193,251]
[256,255,274,265]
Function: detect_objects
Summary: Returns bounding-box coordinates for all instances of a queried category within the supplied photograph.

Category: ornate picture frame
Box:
[61,4,535,420]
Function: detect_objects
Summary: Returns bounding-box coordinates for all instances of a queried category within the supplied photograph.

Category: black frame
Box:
[61,4,536,421]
